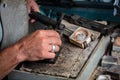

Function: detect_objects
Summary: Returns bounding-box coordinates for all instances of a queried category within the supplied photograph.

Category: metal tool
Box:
[29,11,65,31]
[29,11,65,64]
[69,27,94,49]
[29,11,120,49]
[63,14,119,36]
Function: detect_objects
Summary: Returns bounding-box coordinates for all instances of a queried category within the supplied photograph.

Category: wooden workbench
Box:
[20,20,101,78]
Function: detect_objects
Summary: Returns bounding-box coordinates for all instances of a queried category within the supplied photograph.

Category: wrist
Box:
[14,43,27,63]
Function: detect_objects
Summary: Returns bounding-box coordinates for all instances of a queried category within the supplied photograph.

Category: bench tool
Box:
[63,14,119,48]
[29,11,65,64]
[29,11,65,31]
[29,11,97,49]
[63,14,119,36]
[29,11,120,63]
[29,11,120,49]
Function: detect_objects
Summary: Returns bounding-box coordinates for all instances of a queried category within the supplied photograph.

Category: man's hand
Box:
[28,0,40,22]
[17,30,62,62]
[0,30,61,79]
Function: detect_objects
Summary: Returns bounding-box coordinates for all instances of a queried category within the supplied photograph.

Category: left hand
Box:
[28,0,40,22]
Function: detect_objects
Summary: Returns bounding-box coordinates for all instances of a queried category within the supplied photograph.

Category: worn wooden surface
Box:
[0,0,28,49]
[21,20,100,78]
[77,36,110,80]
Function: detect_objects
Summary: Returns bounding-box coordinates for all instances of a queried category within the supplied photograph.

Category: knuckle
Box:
[41,38,47,43]
[35,30,42,38]
[51,30,59,35]
[56,32,60,36]
[36,30,44,36]
[58,39,62,45]
[55,31,60,37]
[36,30,41,34]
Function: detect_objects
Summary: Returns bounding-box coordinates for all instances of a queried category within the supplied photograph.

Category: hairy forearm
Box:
[0,44,23,79]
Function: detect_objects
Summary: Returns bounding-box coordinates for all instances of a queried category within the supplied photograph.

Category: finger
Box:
[46,37,62,46]
[42,52,55,59]
[32,2,40,12]
[30,19,36,23]
[41,30,60,38]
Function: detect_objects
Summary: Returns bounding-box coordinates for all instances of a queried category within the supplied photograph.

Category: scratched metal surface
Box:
[21,20,100,78]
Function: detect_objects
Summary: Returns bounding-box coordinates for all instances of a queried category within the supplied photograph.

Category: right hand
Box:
[16,30,62,62]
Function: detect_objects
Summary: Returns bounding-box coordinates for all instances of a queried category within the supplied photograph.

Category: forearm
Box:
[0,44,23,79]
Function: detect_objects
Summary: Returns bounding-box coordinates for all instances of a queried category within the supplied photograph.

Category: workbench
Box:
[8,20,110,80]
[0,0,112,80]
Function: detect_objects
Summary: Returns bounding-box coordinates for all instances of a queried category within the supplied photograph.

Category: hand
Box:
[16,30,62,61]
[28,0,40,22]
[28,0,40,13]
